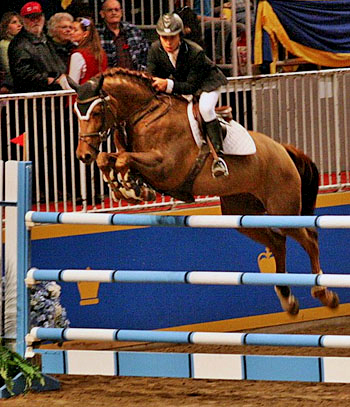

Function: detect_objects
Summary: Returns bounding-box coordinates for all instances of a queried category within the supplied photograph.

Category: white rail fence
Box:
[0,68,349,212]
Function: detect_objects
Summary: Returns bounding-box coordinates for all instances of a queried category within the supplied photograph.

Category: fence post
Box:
[4,161,32,356]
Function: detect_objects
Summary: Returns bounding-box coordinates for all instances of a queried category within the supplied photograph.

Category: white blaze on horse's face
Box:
[75,102,105,165]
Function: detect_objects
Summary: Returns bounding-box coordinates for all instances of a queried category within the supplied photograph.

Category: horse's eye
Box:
[91,111,102,118]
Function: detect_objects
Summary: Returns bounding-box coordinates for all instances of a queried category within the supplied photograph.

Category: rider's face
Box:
[160,34,180,53]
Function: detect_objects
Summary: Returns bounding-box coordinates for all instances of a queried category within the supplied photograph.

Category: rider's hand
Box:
[152,77,168,92]
[56,74,72,90]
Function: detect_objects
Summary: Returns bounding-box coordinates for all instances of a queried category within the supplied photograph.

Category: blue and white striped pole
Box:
[27,327,350,349]
[26,268,350,288]
[25,211,350,229]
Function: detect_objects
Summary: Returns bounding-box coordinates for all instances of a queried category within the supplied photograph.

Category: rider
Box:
[147,12,229,177]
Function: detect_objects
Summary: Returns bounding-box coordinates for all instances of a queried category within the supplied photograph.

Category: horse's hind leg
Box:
[220,195,299,315]
[240,228,300,315]
[286,227,339,309]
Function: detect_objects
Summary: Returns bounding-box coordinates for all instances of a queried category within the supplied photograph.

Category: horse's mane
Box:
[103,67,155,92]
[102,67,190,104]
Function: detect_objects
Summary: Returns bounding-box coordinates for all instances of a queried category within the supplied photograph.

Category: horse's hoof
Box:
[328,292,339,309]
[274,287,299,315]
[287,297,300,315]
[311,287,339,309]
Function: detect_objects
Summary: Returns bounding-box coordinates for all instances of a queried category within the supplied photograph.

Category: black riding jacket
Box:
[147,38,227,95]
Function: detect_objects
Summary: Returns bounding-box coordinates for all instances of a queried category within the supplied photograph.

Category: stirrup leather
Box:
[211,157,229,178]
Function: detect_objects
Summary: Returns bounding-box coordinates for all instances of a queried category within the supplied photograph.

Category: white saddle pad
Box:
[187,102,256,155]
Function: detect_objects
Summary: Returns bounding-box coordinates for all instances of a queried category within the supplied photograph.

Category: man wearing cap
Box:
[8,1,66,92]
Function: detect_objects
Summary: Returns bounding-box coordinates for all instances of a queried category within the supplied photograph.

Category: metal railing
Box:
[1,68,349,213]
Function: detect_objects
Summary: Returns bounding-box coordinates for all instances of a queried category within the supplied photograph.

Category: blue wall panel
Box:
[31,205,350,329]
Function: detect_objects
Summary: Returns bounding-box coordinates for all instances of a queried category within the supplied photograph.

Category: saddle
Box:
[161,101,234,203]
[191,97,232,140]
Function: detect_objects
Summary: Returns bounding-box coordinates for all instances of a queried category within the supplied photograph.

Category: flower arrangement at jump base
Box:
[30,282,70,329]
[0,282,68,397]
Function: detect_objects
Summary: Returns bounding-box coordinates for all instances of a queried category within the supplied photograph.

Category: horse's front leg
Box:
[97,150,164,176]
[96,152,157,203]
[96,152,128,201]
[116,150,164,173]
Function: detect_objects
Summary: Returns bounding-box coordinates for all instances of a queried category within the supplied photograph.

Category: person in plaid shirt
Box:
[97,0,149,71]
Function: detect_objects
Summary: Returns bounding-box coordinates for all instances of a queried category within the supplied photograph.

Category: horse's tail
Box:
[283,144,319,215]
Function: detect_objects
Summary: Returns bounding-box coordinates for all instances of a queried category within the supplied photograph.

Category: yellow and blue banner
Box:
[254,0,350,73]
[61,0,73,10]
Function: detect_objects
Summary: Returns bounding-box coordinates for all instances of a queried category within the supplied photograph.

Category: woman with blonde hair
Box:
[61,16,108,87]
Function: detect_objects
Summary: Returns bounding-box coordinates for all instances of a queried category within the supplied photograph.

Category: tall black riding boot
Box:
[204,118,229,177]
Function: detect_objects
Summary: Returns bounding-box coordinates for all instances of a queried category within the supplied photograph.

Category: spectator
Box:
[47,12,74,69]
[60,17,108,88]
[58,16,109,206]
[8,1,66,93]
[0,12,22,93]
[97,0,149,70]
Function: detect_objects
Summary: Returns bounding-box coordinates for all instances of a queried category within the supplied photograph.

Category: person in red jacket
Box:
[60,16,108,88]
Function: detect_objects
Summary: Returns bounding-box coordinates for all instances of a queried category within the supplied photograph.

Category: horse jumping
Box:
[69,67,339,315]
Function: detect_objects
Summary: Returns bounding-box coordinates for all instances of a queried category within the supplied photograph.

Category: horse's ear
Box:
[67,75,81,92]
[90,74,104,91]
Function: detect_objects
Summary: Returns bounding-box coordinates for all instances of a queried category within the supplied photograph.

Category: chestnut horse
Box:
[71,67,339,315]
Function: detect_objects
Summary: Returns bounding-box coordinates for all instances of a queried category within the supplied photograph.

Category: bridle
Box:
[76,89,171,155]
[75,93,118,155]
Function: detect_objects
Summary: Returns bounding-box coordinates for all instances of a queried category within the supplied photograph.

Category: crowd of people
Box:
[0,0,252,96]
[0,0,151,94]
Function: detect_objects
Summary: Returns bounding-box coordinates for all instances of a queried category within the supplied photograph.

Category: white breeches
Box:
[199,89,220,122]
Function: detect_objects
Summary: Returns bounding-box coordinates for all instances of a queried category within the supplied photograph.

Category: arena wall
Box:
[30,193,350,332]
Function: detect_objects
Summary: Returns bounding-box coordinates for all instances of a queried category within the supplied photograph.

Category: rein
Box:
[128,94,172,127]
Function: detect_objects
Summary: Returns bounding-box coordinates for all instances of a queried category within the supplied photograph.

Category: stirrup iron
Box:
[211,157,229,178]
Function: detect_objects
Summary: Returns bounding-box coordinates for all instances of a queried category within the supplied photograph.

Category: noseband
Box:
[75,94,117,155]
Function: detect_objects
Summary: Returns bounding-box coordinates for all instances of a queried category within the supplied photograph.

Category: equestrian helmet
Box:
[156,13,184,36]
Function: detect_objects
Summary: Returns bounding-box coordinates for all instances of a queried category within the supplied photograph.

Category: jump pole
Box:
[26,327,350,348]
[25,267,350,287]
[25,211,350,229]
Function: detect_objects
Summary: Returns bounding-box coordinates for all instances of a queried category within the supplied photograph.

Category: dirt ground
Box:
[3,316,350,407]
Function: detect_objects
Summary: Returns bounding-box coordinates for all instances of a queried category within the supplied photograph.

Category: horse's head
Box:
[70,75,116,165]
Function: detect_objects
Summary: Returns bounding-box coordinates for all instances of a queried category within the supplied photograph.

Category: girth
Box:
[157,100,232,203]
[162,144,210,203]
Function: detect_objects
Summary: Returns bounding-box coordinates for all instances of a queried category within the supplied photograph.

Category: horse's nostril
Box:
[85,154,91,162]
